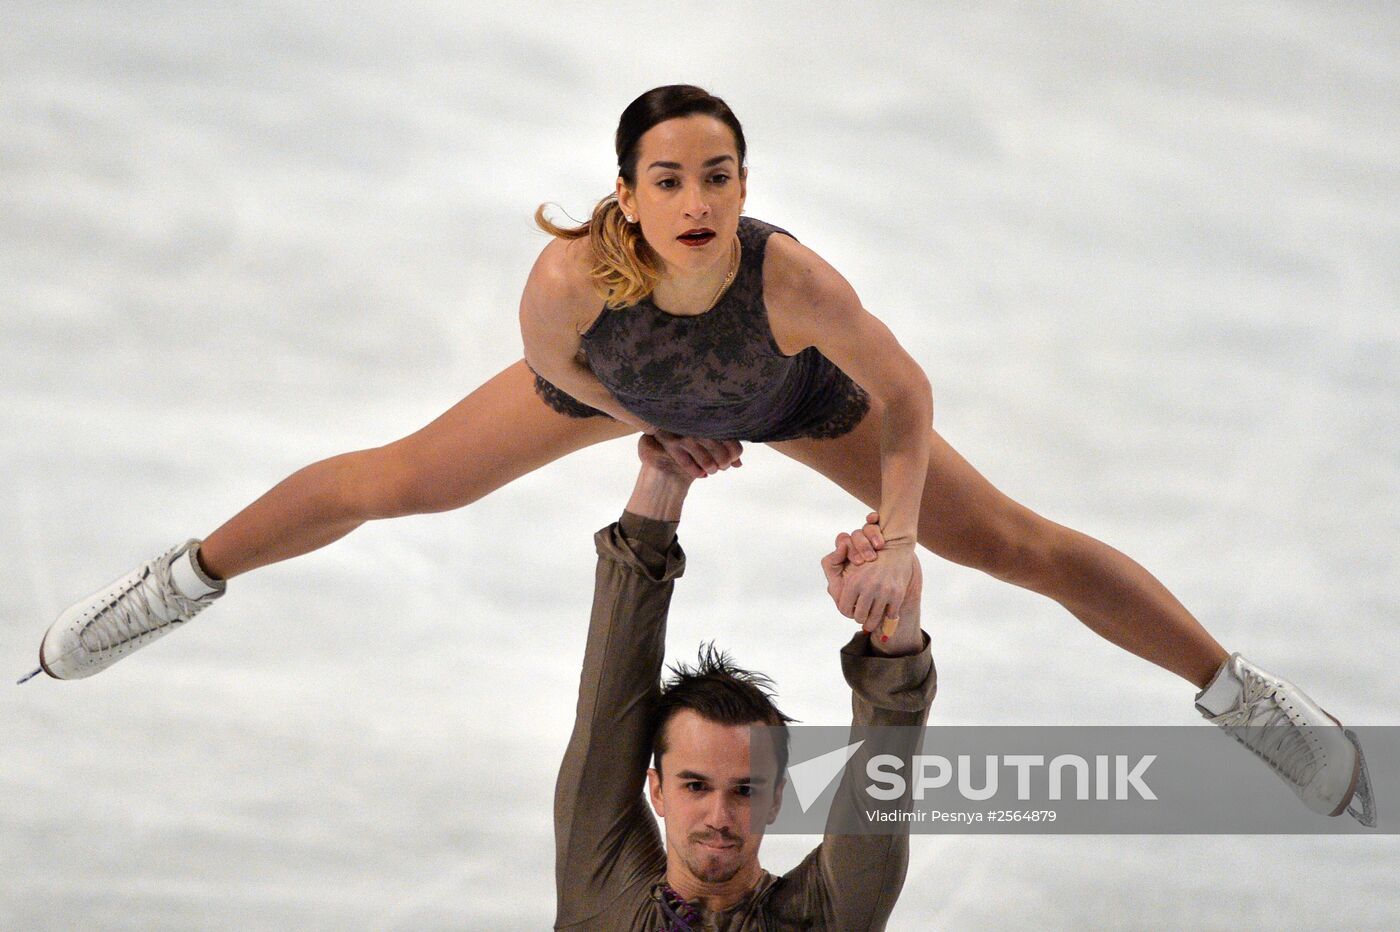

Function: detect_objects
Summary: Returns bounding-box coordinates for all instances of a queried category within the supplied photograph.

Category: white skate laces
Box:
[20,540,225,682]
[1196,652,1376,826]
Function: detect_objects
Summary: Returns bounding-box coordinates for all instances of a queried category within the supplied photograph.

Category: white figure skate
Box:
[1196,652,1376,827]
[19,539,224,682]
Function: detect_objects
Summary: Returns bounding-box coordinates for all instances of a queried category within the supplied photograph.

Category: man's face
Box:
[647,710,784,886]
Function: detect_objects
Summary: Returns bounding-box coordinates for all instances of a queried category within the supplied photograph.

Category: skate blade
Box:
[1343,729,1377,828]
[16,667,43,685]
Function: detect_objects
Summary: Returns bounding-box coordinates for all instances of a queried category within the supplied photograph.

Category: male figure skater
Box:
[554,435,936,930]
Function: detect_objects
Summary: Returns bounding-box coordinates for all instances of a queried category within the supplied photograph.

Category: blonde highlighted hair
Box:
[535,84,747,310]
[534,198,662,310]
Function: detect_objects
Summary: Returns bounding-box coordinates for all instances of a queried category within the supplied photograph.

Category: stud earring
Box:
[625,214,636,223]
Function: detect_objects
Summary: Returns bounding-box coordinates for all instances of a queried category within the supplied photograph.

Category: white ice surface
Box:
[3,2,1398,929]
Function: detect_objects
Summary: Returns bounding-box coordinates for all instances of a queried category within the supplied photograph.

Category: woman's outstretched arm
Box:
[763,233,934,630]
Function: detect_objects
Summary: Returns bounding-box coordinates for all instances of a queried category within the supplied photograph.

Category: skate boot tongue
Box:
[169,544,223,599]
[1195,654,1245,717]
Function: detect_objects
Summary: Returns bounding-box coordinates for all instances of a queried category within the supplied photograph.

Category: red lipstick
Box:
[677,228,717,247]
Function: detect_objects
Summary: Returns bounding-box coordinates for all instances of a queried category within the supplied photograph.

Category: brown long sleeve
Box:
[769,632,937,930]
[553,515,682,930]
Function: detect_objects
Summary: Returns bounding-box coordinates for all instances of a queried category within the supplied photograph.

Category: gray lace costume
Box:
[531,217,870,442]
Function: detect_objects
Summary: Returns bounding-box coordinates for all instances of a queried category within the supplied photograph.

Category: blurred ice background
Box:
[2,1,1397,928]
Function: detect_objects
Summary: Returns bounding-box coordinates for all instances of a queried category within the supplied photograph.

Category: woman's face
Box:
[617,114,747,276]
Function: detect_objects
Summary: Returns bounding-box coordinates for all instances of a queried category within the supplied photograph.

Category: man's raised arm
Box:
[778,527,937,930]
[553,437,729,929]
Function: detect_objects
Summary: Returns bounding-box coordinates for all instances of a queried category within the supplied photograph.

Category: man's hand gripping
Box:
[821,512,923,656]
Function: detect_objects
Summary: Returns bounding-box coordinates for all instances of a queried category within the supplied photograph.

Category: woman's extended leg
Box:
[198,360,635,579]
[770,405,1228,688]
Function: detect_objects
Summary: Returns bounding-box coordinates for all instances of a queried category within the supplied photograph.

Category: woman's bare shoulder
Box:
[762,229,861,317]
[521,237,600,334]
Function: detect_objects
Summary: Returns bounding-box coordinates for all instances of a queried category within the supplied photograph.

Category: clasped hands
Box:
[641,428,745,479]
[636,434,918,639]
[821,512,918,640]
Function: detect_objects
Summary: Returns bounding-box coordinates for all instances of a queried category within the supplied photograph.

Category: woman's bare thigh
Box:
[200,360,635,577]
[380,359,637,513]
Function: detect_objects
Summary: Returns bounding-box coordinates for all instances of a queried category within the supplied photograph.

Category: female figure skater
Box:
[25,85,1372,824]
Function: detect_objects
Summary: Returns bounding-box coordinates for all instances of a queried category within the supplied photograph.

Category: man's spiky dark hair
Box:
[651,642,796,777]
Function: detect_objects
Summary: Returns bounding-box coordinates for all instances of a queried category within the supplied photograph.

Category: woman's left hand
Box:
[829,512,915,632]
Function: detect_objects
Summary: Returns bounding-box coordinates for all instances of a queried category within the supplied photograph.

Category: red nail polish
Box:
[881,635,889,643]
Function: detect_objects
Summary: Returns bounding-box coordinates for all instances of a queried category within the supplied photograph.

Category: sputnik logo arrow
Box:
[786,740,865,812]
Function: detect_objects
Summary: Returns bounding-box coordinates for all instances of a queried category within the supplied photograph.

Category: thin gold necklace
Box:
[701,235,741,313]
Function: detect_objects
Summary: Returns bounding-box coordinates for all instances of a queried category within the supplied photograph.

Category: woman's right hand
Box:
[646,429,743,479]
